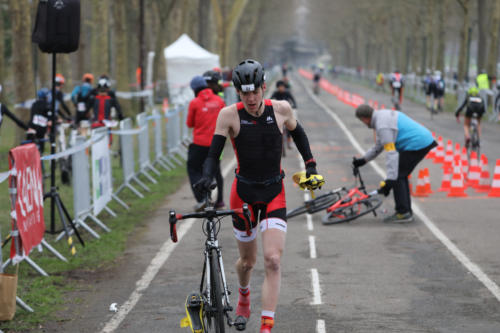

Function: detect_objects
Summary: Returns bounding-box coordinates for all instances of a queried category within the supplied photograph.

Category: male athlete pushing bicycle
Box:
[196,59,323,333]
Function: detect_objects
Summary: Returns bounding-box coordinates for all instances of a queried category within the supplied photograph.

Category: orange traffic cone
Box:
[434,136,445,163]
[438,166,452,192]
[423,168,433,194]
[443,140,454,172]
[454,143,461,157]
[413,169,428,197]
[426,132,437,160]
[461,147,469,181]
[381,104,386,109]
[448,157,467,197]
[476,154,491,192]
[488,159,500,197]
[467,151,481,188]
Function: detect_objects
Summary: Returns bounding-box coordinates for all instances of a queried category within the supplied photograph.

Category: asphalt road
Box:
[46,74,500,333]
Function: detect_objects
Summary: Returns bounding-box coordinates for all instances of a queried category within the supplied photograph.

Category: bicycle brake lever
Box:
[169,210,178,243]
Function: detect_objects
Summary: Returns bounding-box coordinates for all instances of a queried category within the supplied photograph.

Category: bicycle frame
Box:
[169,202,251,330]
[201,217,233,323]
[325,166,377,217]
[326,187,370,213]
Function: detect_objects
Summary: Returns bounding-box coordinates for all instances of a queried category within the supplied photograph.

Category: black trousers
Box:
[393,141,437,214]
[187,143,223,203]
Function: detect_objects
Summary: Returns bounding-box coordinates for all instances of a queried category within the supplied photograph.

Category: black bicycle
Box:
[467,111,480,162]
[286,187,345,218]
[169,199,251,333]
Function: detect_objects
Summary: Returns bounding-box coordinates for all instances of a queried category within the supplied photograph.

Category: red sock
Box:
[236,288,250,318]
[260,316,274,331]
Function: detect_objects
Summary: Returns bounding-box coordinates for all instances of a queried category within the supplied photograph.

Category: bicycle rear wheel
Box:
[208,248,225,333]
[321,196,382,225]
[287,190,343,219]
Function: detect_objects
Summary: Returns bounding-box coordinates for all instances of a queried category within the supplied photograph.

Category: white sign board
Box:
[92,134,112,215]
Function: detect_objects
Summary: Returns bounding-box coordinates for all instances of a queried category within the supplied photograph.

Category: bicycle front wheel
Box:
[321,196,382,225]
[208,248,225,333]
[287,190,343,219]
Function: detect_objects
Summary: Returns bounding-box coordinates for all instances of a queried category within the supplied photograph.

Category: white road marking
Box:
[309,235,317,259]
[301,78,500,303]
[316,319,326,333]
[100,157,237,333]
[310,268,322,305]
[306,213,314,231]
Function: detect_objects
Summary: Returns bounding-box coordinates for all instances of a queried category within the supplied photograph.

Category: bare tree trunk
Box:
[211,0,249,66]
[486,0,500,76]
[91,0,110,76]
[0,8,6,92]
[435,0,446,72]
[457,0,471,82]
[477,0,489,71]
[198,0,210,48]
[9,0,34,142]
[113,0,130,115]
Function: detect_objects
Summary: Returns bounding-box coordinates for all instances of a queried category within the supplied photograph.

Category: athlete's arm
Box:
[364,128,399,180]
[278,100,316,173]
[113,97,124,121]
[198,106,236,189]
[455,95,467,116]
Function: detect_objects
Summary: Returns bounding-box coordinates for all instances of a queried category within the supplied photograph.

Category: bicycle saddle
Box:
[292,171,325,191]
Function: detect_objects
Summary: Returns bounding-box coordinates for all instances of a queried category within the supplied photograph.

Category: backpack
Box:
[32,0,80,53]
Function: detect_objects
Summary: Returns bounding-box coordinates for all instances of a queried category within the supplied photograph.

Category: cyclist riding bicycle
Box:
[313,68,322,94]
[52,74,72,122]
[71,73,94,129]
[389,70,404,106]
[353,105,436,223]
[430,70,445,113]
[196,59,323,333]
[455,86,486,148]
[88,76,124,128]
[28,88,52,154]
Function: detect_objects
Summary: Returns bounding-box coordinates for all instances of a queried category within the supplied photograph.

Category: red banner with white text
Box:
[9,144,45,258]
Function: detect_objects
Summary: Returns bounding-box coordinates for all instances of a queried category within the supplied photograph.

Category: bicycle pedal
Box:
[182,292,204,333]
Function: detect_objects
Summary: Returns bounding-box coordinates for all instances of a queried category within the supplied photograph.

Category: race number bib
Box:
[77,102,86,112]
[32,115,48,127]
[392,81,401,89]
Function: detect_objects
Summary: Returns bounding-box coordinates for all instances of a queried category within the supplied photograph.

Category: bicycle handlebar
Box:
[169,203,251,243]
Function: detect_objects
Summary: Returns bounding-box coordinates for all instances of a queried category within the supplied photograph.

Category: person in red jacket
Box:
[187,76,226,211]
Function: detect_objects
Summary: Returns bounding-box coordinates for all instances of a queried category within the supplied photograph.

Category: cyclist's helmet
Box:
[468,86,479,96]
[83,73,94,84]
[55,74,65,85]
[37,88,50,100]
[232,59,265,92]
[203,70,221,84]
[97,76,111,89]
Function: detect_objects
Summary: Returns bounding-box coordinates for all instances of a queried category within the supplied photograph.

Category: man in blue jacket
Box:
[352,105,437,223]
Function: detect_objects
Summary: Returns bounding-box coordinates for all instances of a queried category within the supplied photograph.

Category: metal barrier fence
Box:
[1,96,193,314]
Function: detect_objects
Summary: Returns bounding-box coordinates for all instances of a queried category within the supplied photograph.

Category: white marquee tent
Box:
[164,34,220,104]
